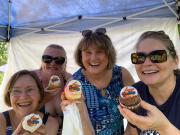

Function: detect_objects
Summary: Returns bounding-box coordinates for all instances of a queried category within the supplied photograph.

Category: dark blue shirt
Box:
[133,74,180,134]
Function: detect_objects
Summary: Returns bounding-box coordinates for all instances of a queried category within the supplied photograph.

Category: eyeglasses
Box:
[42,55,65,65]
[81,28,106,37]
[131,50,168,64]
[10,89,38,97]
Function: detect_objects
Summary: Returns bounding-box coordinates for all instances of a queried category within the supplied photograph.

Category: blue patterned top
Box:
[73,65,124,135]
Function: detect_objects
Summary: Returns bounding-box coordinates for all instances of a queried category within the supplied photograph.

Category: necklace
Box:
[100,88,107,97]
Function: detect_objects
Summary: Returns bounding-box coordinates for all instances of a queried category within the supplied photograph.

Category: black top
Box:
[3,111,49,135]
[132,74,180,135]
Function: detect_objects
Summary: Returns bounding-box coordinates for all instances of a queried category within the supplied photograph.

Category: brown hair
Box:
[4,70,44,107]
[135,31,180,75]
[74,31,116,69]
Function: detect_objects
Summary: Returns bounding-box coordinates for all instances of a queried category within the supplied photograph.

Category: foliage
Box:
[0,42,7,66]
[0,42,7,84]
[0,72,3,84]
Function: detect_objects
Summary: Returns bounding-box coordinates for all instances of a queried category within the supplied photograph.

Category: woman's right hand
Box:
[60,92,84,111]
[13,122,46,135]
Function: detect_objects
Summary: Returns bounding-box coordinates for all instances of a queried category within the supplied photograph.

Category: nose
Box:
[18,91,29,98]
[143,57,153,65]
[90,52,98,60]
[50,60,56,65]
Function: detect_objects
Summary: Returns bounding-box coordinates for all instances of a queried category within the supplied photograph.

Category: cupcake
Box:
[119,86,141,111]
[64,80,82,100]
[47,75,61,90]
[22,113,42,133]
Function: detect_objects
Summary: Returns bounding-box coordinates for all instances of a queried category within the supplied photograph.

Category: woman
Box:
[72,28,134,135]
[120,31,180,135]
[0,70,59,135]
[34,44,71,116]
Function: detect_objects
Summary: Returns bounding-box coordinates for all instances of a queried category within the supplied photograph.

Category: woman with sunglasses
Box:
[120,31,180,135]
[33,44,72,134]
[0,70,59,135]
[61,28,134,135]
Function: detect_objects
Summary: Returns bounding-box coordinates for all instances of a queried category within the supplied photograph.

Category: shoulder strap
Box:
[39,105,46,114]
[42,113,49,124]
[2,111,11,127]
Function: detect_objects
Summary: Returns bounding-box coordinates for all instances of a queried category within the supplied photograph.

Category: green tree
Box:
[0,42,8,84]
[0,42,7,65]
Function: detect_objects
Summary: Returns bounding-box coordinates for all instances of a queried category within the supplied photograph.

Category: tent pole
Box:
[7,0,12,41]
[17,17,79,37]
[0,35,6,40]
[45,17,78,29]
[162,0,179,18]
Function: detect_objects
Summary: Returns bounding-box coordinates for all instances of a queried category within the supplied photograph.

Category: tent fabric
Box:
[0,18,179,112]
[0,0,179,41]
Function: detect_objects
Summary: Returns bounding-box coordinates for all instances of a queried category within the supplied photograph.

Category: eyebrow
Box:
[12,85,37,89]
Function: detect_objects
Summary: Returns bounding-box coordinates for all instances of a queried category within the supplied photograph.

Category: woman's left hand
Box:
[119,100,170,132]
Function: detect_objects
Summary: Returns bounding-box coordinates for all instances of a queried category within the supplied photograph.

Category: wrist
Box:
[158,122,180,135]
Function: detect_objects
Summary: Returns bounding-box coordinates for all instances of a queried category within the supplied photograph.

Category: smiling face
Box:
[41,46,66,76]
[135,38,178,86]
[10,75,41,117]
[82,44,109,75]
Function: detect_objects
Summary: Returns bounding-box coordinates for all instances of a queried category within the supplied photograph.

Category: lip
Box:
[142,70,159,74]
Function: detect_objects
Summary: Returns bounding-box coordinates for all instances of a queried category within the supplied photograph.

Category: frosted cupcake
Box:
[64,80,82,100]
[119,86,141,111]
[47,75,61,90]
[22,113,42,133]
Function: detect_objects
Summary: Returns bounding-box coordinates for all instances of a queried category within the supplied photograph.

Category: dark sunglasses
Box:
[81,28,106,37]
[131,50,168,64]
[42,55,65,65]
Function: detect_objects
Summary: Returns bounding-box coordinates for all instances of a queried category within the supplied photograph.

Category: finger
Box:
[61,91,66,100]
[61,100,72,111]
[140,100,155,112]
[119,105,147,126]
[22,132,31,135]
[13,121,24,134]
[33,126,46,135]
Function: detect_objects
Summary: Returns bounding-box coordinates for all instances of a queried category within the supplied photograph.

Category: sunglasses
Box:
[81,28,106,37]
[131,50,168,64]
[42,55,65,65]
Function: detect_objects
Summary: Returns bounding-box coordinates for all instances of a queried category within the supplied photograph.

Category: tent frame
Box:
[5,0,179,41]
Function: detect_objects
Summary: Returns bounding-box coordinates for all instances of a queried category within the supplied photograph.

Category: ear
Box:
[173,56,179,70]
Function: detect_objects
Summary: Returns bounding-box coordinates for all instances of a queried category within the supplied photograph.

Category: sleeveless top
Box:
[3,111,49,135]
[133,74,180,135]
[73,65,124,135]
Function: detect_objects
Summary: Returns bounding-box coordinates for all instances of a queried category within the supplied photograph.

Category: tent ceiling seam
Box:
[162,0,179,18]
[86,2,176,30]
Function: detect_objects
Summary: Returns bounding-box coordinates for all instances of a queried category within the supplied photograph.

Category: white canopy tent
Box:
[0,0,179,111]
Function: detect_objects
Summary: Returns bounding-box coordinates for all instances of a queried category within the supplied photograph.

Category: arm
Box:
[120,100,180,135]
[77,102,95,135]
[121,67,135,86]
[124,123,138,135]
[60,93,95,135]
[0,113,6,135]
